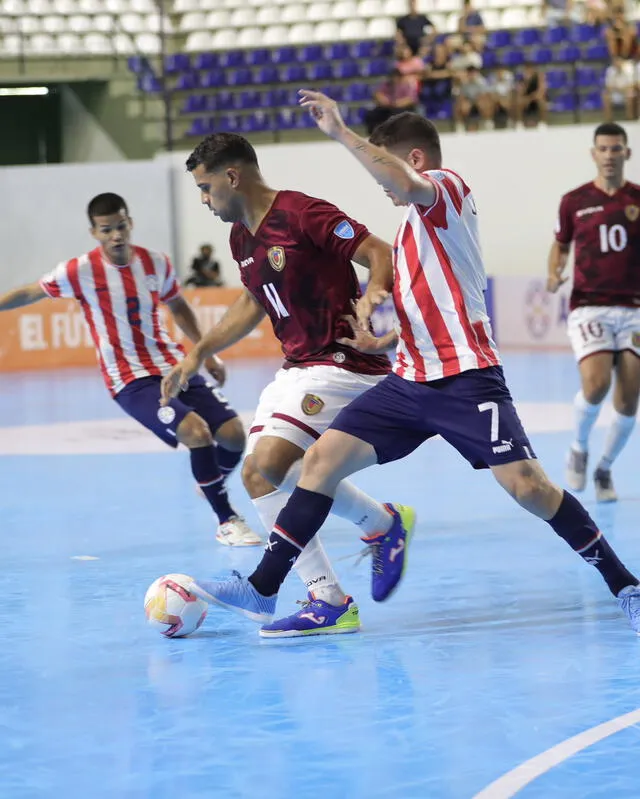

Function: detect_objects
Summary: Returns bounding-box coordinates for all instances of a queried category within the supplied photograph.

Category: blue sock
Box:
[190,445,236,524]
[216,445,242,478]
[249,487,334,596]
[548,491,637,596]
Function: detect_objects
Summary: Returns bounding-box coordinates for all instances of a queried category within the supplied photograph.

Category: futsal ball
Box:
[144,573,208,638]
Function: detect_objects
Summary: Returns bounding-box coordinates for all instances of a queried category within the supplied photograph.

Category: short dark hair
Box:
[369,112,442,164]
[87,193,128,224]
[594,122,628,144]
[186,132,259,173]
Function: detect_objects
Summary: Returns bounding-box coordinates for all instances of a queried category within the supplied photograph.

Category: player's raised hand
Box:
[355,287,389,330]
[546,271,568,293]
[337,314,384,354]
[298,90,347,139]
[204,354,226,387]
[160,352,200,405]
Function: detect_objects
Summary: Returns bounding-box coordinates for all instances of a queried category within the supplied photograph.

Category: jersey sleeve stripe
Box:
[440,175,463,216]
[40,278,61,298]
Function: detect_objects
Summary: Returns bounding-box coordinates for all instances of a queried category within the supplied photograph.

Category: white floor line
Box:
[473,708,640,798]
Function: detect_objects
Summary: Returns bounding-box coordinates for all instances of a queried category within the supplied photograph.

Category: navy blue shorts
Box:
[115,374,237,449]
[331,367,535,469]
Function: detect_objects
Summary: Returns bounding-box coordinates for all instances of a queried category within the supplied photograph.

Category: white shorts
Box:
[567,306,640,362]
[246,365,386,453]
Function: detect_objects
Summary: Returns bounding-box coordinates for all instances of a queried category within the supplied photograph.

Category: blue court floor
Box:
[0,352,639,799]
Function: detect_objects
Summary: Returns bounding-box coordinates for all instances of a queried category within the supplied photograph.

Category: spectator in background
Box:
[364,68,419,135]
[454,65,495,131]
[394,40,427,94]
[490,67,516,127]
[185,244,224,287]
[543,0,580,25]
[516,63,548,128]
[448,40,483,73]
[603,56,636,120]
[396,0,435,55]
[585,0,609,26]
[421,41,453,109]
[605,7,638,61]
[458,0,486,53]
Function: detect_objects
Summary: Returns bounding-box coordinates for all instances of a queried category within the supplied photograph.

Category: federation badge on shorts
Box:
[625,205,640,221]
[267,246,286,271]
[157,406,176,424]
[301,394,325,416]
[632,331,640,348]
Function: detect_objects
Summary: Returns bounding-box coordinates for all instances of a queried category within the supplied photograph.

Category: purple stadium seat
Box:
[580,91,603,110]
[227,68,253,86]
[261,88,286,107]
[555,44,580,61]
[164,54,190,74]
[364,58,390,77]
[174,73,199,91]
[246,49,270,66]
[429,100,453,120]
[576,66,597,87]
[238,90,261,109]
[137,74,161,92]
[193,53,218,70]
[182,94,206,114]
[335,60,360,79]
[281,64,307,82]
[308,63,334,81]
[531,46,553,63]
[513,28,541,47]
[486,30,511,48]
[344,83,370,101]
[186,117,212,137]
[545,69,569,89]
[352,41,377,58]
[219,51,245,68]
[500,49,524,66]
[481,50,497,68]
[550,94,576,112]
[242,111,271,132]
[257,66,280,84]
[325,42,350,60]
[209,91,235,111]
[271,46,297,64]
[275,109,297,129]
[201,69,225,88]
[379,40,395,56]
[300,44,323,61]
[584,43,609,59]
[128,56,150,74]
[321,84,344,101]
[543,25,569,44]
[572,23,599,42]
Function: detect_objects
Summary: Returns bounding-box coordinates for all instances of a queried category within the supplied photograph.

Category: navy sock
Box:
[190,445,236,524]
[249,487,334,597]
[548,491,638,596]
[216,445,242,478]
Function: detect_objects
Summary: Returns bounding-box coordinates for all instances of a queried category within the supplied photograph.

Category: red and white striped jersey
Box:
[392,168,500,382]
[40,245,185,396]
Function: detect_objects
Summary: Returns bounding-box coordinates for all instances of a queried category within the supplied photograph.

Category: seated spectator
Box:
[458,0,486,53]
[394,41,427,94]
[454,66,495,131]
[365,69,419,135]
[449,40,483,74]
[603,56,636,120]
[490,67,516,127]
[420,41,453,113]
[585,0,609,26]
[516,64,548,128]
[396,0,436,55]
[185,244,224,287]
[605,7,638,60]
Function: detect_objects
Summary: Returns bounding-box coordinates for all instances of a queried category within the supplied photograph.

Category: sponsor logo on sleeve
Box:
[334,221,355,240]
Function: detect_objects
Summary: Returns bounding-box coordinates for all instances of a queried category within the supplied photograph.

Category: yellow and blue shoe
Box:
[260,593,360,638]
[360,503,416,602]
[188,571,276,623]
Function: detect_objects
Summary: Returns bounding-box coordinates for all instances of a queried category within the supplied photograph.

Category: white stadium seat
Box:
[83,32,112,53]
[41,15,66,33]
[57,32,82,52]
[237,26,262,46]
[313,20,340,40]
[28,33,57,53]
[287,21,314,42]
[135,32,160,54]
[281,4,307,22]
[210,28,237,49]
[367,16,396,36]
[256,6,281,24]
[338,18,366,38]
[262,24,289,44]
[184,30,212,50]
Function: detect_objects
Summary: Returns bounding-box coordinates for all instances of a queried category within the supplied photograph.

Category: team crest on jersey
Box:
[146,274,158,292]
[301,394,325,416]
[267,246,286,271]
[625,205,639,221]
[632,331,640,348]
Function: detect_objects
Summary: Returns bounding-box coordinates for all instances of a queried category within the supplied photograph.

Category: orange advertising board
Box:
[0,287,283,372]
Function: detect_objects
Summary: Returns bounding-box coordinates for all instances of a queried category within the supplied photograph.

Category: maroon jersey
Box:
[555,181,640,310]
[230,190,390,376]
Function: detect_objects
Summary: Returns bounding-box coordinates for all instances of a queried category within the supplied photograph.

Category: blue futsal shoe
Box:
[617,585,640,634]
[188,571,276,623]
[361,503,416,602]
[260,593,360,638]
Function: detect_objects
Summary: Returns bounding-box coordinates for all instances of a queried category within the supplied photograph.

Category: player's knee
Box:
[582,376,610,404]
[252,439,290,486]
[241,454,275,498]
[177,412,213,448]
[501,461,559,515]
[299,438,336,485]
[215,417,246,452]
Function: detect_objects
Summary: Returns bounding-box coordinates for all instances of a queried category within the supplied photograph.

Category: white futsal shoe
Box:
[565,447,588,492]
[216,516,263,547]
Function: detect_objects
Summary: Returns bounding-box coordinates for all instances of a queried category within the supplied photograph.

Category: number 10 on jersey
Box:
[599,223,627,253]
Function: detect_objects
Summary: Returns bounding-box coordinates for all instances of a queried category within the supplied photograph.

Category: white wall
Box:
[60,86,125,165]
[168,123,640,286]
[0,159,173,292]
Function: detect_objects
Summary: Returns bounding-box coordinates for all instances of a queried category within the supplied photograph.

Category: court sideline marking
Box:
[473,708,640,798]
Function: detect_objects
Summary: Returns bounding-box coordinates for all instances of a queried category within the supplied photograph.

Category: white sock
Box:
[572,390,601,452]
[251,488,346,605]
[597,410,636,471]
[280,460,392,537]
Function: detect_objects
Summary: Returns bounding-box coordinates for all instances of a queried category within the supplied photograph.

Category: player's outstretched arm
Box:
[298,89,436,207]
[352,234,393,329]
[0,282,47,312]
[547,240,570,293]
[160,289,265,404]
